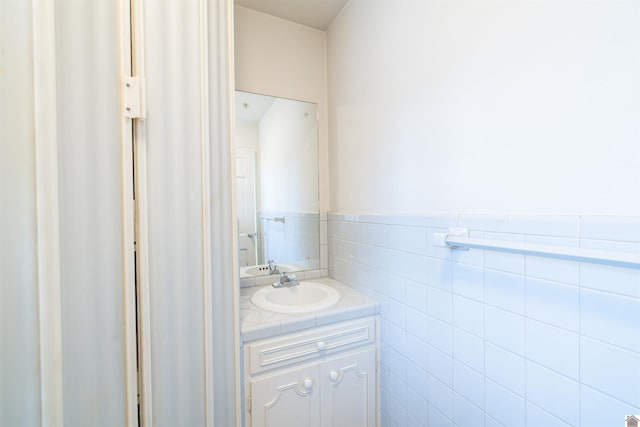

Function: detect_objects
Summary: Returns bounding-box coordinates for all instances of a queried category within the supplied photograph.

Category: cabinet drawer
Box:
[246,317,376,375]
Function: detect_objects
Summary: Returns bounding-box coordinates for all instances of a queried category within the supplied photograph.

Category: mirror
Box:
[234,90,320,278]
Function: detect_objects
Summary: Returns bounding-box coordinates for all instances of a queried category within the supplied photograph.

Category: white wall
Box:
[234,6,329,212]
[259,98,319,213]
[235,121,259,149]
[327,0,640,215]
[326,2,640,426]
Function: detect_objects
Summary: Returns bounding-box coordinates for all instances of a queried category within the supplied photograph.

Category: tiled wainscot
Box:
[328,213,640,427]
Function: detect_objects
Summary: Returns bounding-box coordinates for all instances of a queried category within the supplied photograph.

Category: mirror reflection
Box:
[234,91,320,277]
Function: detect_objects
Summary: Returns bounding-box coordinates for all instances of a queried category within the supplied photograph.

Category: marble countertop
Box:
[240,277,380,342]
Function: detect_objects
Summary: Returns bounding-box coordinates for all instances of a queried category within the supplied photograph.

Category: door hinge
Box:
[123,76,146,119]
[246,395,251,413]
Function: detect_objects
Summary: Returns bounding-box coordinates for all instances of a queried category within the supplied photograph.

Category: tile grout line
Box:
[482,231,488,427]
[577,215,582,427]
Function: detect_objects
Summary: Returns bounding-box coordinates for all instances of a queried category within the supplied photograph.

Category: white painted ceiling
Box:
[234,0,348,31]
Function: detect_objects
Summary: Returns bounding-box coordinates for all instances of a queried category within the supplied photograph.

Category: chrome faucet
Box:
[272,273,299,288]
[268,260,280,275]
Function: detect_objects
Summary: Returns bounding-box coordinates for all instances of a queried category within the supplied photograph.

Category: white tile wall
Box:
[453,360,484,409]
[485,379,526,426]
[259,211,321,270]
[453,263,484,302]
[453,392,484,427]
[407,387,428,426]
[525,319,579,380]
[452,295,484,337]
[328,213,640,426]
[485,342,525,396]
[525,277,579,332]
[453,328,484,374]
[525,361,580,424]
[526,402,571,427]
[485,306,525,355]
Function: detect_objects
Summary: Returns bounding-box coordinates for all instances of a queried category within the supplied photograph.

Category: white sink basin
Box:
[241,264,298,277]
[251,281,341,314]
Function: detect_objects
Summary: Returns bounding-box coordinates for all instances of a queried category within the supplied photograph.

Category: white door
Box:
[235,148,258,266]
[251,363,321,427]
[1,0,137,425]
[320,348,377,427]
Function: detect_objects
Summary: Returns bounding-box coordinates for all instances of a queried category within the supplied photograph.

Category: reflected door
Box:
[236,148,258,266]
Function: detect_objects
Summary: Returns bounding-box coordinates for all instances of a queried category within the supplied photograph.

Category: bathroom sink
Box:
[242,265,271,276]
[251,281,341,314]
[241,264,298,277]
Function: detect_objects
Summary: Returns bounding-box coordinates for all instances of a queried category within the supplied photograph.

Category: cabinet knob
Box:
[316,341,326,351]
[330,370,339,381]
[303,378,313,390]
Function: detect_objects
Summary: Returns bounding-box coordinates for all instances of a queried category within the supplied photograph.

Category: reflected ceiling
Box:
[235,91,276,123]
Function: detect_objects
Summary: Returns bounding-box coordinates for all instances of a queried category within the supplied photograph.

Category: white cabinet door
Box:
[320,347,377,427]
[251,363,321,427]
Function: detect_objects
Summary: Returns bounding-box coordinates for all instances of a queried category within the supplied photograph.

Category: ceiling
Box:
[234,0,348,31]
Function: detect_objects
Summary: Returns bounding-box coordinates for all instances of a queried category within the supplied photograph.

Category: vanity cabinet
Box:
[244,317,378,427]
